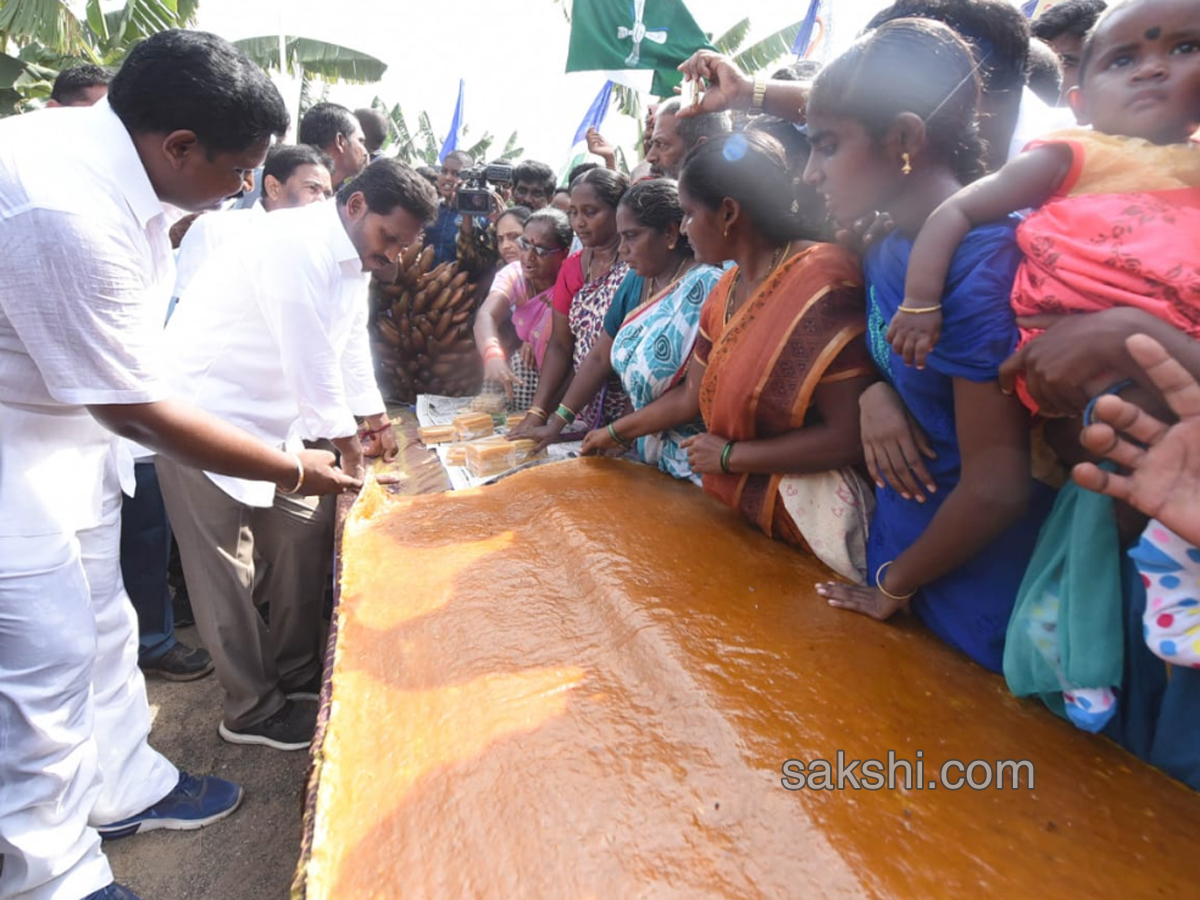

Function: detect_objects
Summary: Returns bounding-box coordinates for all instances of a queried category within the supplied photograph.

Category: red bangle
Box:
[483,347,506,362]
[359,423,392,437]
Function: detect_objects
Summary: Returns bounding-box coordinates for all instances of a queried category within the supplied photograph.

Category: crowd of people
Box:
[1,0,1198,897]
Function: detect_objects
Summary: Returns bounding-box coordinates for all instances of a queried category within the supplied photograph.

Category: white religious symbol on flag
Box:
[616,0,669,66]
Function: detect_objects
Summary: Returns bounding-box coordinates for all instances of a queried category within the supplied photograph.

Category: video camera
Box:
[456,163,514,215]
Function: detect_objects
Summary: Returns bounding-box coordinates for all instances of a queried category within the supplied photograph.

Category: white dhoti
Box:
[0,405,177,900]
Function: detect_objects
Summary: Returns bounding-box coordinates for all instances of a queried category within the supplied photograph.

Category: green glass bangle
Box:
[719,440,735,474]
[608,422,631,448]
[556,403,577,425]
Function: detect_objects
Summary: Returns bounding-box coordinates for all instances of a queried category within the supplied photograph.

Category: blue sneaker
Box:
[96,772,243,839]
[82,883,142,899]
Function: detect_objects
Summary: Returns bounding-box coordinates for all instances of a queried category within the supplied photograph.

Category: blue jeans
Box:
[119,461,176,662]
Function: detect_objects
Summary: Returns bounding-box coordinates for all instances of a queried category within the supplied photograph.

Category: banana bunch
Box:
[369,239,483,402]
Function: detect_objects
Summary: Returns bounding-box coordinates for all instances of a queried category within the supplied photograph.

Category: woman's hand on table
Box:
[523,419,566,454]
[859,382,937,502]
[680,433,729,475]
[581,426,620,456]
[815,582,910,621]
[508,411,550,441]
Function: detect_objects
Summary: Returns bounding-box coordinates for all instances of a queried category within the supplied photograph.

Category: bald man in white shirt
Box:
[0,32,359,900]
[156,159,437,752]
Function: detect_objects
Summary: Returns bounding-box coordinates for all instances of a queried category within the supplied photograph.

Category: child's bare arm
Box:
[889,145,1074,369]
[906,144,1073,307]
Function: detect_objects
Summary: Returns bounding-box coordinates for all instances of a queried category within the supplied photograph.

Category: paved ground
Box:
[105,625,308,900]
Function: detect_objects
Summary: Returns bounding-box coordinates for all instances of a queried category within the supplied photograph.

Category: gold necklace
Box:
[586,243,619,283]
[724,241,790,324]
[643,256,690,303]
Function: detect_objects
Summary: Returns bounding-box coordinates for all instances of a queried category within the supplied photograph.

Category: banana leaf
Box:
[234,36,386,84]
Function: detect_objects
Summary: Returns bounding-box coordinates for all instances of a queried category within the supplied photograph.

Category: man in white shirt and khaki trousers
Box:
[0,32,361,900]
[156,159,437,751]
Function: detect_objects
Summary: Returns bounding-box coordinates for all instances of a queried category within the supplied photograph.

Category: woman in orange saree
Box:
[603,132,875,582]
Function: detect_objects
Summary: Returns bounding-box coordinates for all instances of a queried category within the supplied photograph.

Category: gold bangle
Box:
[895,304,943,314]
[750,76,767,111]
[875,561,916,602]
[528,406,548,420]
[278,453,305,495]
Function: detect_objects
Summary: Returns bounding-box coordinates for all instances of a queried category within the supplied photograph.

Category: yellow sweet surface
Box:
[306,458,1200,900]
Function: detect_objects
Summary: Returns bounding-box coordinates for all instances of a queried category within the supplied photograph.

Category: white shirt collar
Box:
[326,200,360,267]
[94,98,166,230]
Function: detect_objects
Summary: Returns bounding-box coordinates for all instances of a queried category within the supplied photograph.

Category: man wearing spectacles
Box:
[299,102,369,189]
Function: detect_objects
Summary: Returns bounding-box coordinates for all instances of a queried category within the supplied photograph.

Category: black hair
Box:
[416,165,439,186]
[50,63,112,104]
[1032,0,1107,41]
[336,158,439,223]
[770,60,823,82]
[299,103,359,151]
[1025,38,1064,106]
[657,97,732,150]
[744,117,830,240]
[866,0,1030,95]
[526,208,573,249]
[679,131,824,245]
[1077,1,1132,83]
[496,205,532,230]
[569,166,629,209]
[108,31,288,154]
[443,150,474,168]
[811,17,987,185]
[566,161,600,187]
[263,143,331,185]
[354,108,390,154]
[618,177,691,253]
[513,159,556,193]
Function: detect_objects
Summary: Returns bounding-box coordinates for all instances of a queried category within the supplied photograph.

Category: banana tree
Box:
[0,0,198,114]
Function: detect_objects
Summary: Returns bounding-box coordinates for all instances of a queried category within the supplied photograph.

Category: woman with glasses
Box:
[513,167,630,436]
[523,179,722,482]
[474,208,572,409]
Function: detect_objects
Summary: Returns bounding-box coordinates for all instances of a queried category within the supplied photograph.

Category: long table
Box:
[295,451,1200,899]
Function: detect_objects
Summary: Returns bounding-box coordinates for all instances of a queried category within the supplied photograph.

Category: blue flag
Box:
[560,80,615,185]
[439,79,465,163]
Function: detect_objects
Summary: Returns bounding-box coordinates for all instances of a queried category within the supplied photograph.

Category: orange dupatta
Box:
[696,243,870,542]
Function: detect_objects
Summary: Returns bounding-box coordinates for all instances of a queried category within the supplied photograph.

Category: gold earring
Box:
[723,225,730,238]
[667,239,677,250]
[901,152,912,176]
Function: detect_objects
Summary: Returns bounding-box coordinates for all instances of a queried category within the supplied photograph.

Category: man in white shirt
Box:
[0,31,358,900]
[122,143,335,685]
[156,159,437,752]
[298,102,369,190]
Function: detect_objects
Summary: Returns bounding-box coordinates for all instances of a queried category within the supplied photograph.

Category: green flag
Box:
[566,0,714,74]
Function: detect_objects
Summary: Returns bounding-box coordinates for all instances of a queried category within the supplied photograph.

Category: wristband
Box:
[278,453,305,495]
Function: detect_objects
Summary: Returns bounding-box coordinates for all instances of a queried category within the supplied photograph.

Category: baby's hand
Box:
[886,305,942,370]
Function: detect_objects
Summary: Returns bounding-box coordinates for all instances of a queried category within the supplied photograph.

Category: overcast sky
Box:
[193,0,892,168]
